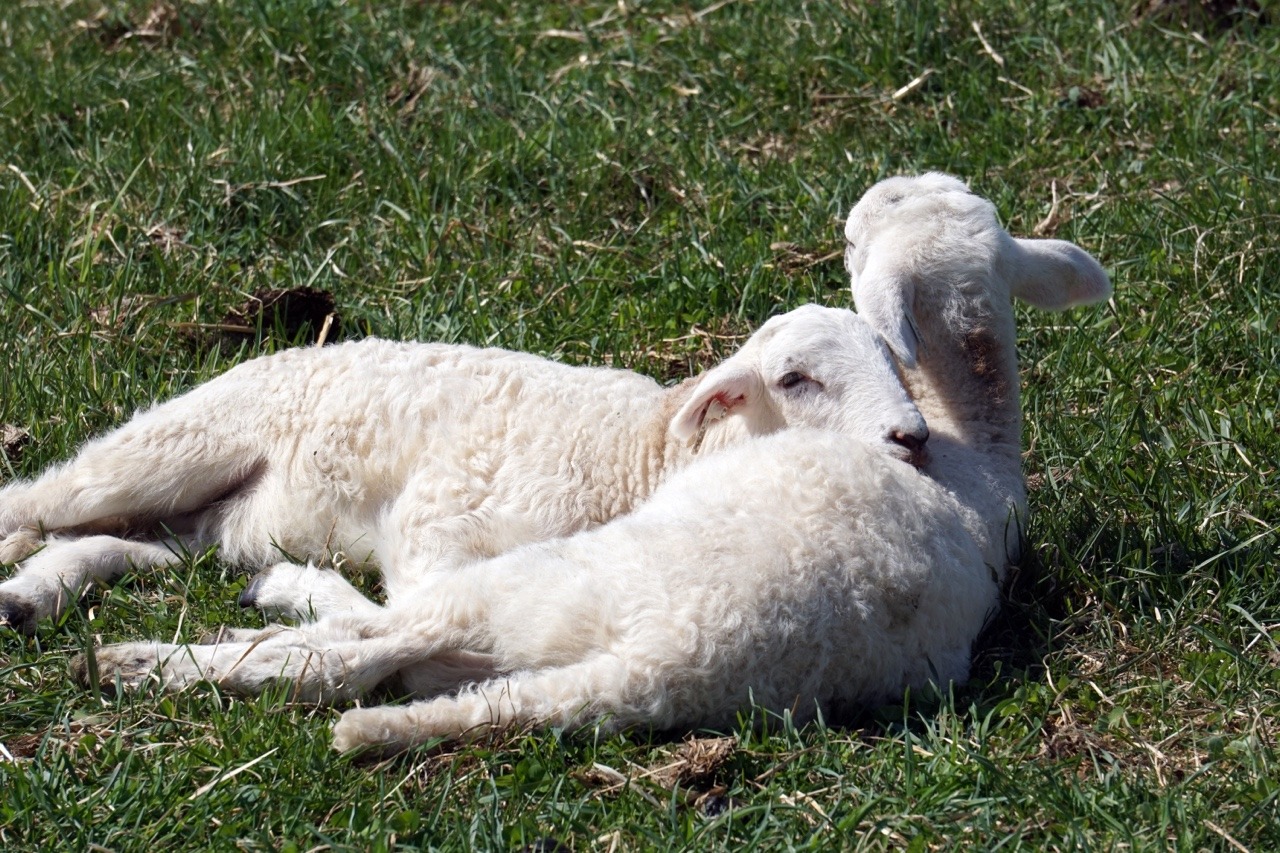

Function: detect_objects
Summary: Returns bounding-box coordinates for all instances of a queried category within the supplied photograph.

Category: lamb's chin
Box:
[882,443,929,470]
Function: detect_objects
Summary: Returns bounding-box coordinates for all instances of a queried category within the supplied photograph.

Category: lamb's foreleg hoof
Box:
[72,642,169,693]
[0,592,37,634]
[238,572,266,609]
[238,561,380,621]
[332,706,406,755]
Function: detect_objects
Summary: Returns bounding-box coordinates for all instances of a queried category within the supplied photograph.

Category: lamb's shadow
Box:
[937,507,1269,725]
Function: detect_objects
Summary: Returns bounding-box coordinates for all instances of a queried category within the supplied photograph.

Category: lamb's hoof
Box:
[74,642,167,693]
[69,651,122,696]
[332,707,397,755]
[238,573,264,609]
[70,651,98,687]
[0,593,37,635]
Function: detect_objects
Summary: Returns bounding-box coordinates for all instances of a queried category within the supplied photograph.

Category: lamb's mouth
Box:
[886,429,929,469]
[886,442,929,469]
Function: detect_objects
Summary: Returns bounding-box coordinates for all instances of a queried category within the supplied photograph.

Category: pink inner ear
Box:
[714,391,748,411]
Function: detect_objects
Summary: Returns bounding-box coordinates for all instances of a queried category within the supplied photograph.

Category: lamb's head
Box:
[842,172,1111,369]
[669,304,930,466]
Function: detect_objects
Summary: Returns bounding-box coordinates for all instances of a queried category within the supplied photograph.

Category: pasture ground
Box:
[1,1,1277,849]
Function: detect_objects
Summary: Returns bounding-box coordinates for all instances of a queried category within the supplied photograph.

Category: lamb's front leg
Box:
[0,536,186,632]
[331,655,632,753]
[78,624,420,702]
[80,590,495,701]
[237,561,383,621]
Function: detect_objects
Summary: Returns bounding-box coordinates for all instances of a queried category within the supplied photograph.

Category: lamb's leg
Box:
[238,561,383,621]
[215,558,503,693]
[331,655,631,753]
[375,473,562,599]
[0,416,261,540]
[0,536,189,632]
[80,624,424,703]
[398,650,502,697]
[0,415,262,630]
[82,587,495,699]
[0,527,45,564]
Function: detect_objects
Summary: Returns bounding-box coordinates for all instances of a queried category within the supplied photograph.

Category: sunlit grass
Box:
[1,0,1277,849]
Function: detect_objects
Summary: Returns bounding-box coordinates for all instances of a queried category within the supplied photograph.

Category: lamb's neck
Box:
[593,376,706,516]
[910,319,1028,573]
[611,375,754,510]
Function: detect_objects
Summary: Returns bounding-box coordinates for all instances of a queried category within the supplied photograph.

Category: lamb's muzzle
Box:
[889,426,930,468]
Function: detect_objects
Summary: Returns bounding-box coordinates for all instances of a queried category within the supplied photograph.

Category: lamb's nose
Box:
[889,427,930,467]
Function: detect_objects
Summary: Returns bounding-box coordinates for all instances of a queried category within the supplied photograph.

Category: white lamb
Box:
[80,310,943,724]
[80,174,1111,753]
[844,172,1111,575]
[0,304,929,633]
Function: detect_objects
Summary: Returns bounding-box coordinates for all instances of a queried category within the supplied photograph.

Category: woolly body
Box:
[845,172,1111,574]
[0,305,928,630]
[85,428,981,747]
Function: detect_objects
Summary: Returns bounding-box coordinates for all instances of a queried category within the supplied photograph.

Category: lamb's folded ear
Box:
[669,363,764,444]
[851,263,920,368]
[1009,237,1112,310]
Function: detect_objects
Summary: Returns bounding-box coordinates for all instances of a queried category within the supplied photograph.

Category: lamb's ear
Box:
[669,364,764,444]
[852,264,920,368]
[1009,238,1112,310]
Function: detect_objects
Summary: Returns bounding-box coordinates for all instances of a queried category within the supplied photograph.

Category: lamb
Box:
[0,303,929,633]
[79,174,1111,753]
[842,172,1111,577]
[80,310,948,733]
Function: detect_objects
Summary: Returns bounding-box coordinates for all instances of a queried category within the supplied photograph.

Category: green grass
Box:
[2,0,1278,848]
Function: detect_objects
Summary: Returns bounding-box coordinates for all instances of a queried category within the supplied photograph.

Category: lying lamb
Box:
[80,175,1111,753]
[0,304,928,633]
[81,309,947,735]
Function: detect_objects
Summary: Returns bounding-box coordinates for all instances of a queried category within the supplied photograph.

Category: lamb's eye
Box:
[778,371,808,389]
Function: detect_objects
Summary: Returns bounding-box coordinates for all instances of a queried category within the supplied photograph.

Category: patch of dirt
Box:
[184,287,340,349]
[0,732,44,760]
[577,734,738,811]
[1136,0,1266,30]
[223,287,338,341]
[648,734,737,788]
[1,425,30,466]
[1061,86,1106,109]
[77,1,192,50]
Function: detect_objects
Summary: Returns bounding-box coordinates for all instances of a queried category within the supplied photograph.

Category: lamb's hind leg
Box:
[84,586,491,700]
[0,414,261,541]
[0,413,263,630]
[0,536,190,632]
[331,655,632,753]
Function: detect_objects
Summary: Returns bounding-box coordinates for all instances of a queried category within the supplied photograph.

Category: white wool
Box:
[84,427,986,751]
[0,304,926,631]
[844,171,1111,572]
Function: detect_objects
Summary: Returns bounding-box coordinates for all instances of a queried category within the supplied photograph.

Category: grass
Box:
[1,0,1278,848]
